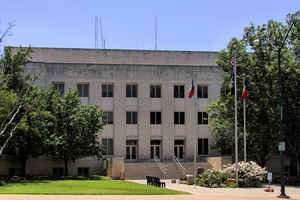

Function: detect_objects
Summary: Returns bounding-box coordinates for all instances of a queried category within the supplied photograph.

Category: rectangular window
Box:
[150,112,161,125]
[126,84,137,97]
[78,167,89,176]
[174,85,185,98]
[126,112,138,124]
[103,111,113,124]
[150,85,161,98]
[102,138,113,155]
[53,82,65,95]
[102,84,113,97]
[77,83,89,97]
[198,112,208,125]
[174,112,185,125]
[198,138,209,155]
[52,168,64,177]
[197,85,208,98]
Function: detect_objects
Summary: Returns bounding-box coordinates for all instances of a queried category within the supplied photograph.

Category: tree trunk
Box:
[20,156,28,177]
[64,158,69,176]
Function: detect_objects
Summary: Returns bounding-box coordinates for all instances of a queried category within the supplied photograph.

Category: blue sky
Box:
[1,0,299,51]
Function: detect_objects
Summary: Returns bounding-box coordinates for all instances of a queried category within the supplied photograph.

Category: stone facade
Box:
[6,47,223,176]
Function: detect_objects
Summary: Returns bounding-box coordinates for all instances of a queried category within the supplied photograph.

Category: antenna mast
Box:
[155,16,158,50]
[94,16,99,48]
[99,17,105,48]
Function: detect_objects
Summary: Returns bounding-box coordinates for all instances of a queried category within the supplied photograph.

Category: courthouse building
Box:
[3,47,224,177]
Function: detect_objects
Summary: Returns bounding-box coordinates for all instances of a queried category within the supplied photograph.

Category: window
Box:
[102,138,113,155]
[126,84,137,97]
[53,82,64,95]
[78,167,89,176]
[174,85,185,98]
[198,138,209,155]
[198,112,208,125]
[103,112,113,124]
[174,112,185,125]
[150,85,161,98]
[52,168,64,177]
[126,112,138,124]
[77,83,89,97]
[197,85,208,98]
[150,112,161,125]
[102,84,113,97]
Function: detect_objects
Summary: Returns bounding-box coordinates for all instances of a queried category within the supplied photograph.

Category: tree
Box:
[4,88,55,176]
[47,89,104,176]
[208,11,300,168]
[0,47,32,157]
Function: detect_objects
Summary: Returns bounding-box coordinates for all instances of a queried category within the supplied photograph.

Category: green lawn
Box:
[0,179,189,195]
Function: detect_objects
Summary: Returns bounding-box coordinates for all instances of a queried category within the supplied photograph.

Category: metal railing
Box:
[173,155,187,177]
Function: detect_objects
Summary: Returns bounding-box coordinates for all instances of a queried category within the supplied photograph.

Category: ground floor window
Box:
[78,167,89,176]
[102,138,113,156]
[150,140,161,160]
[126,140,138,160]
[198,138,209,155]
[174,140,185,160]
[52,167,64,177]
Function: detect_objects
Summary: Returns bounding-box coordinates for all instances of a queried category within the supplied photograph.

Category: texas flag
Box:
[242,79,248,99]
[188,80,195,98]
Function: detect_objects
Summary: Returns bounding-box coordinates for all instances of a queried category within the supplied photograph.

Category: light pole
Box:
[276,18,298,199]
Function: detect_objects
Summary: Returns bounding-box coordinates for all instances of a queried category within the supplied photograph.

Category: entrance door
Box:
[174,140,184,160]
[126,140,137,160]
[150,140,161,160]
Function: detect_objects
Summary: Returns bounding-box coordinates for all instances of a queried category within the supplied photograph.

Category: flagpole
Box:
[243,91,246,162]
[193,80,197,186]
[233,48,239,185]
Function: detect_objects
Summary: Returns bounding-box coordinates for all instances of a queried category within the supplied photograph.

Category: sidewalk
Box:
[0,179,299,200]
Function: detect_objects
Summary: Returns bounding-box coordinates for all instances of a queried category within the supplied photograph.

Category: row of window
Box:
[53,82,209,98]
[101,138,209,156]
[103,111,208,125]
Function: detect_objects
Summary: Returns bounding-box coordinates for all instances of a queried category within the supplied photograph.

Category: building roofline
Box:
[10,46,219,66]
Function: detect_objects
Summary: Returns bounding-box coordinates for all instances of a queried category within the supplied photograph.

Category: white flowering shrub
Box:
[222,161,267,187]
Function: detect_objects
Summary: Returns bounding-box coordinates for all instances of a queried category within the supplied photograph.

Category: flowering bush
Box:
[197,168,228,187]
[222,161,267,187]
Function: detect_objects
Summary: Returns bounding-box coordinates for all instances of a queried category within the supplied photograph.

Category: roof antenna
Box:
[94,16,99,48]
[99,17,105,48]
[155,16,158,50]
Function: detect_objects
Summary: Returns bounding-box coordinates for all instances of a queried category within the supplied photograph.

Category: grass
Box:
[0,178,189,195]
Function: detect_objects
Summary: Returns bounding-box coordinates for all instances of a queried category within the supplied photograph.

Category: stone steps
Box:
[124,161,212,180]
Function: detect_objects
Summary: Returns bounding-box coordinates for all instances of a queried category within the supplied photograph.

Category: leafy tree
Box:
[0,47,32,157]
[4,88,55,176]
[208,11,300,169]
[47,89,104,176]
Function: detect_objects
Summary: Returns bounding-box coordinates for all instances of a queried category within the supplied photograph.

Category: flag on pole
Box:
[231,56,235,66]
[242,79,248,99]
[188,80,195,98]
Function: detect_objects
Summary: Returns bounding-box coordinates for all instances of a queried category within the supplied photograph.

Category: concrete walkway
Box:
[0,179,299,200]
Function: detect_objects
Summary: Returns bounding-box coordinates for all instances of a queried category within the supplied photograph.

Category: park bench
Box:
[146,176,165,187]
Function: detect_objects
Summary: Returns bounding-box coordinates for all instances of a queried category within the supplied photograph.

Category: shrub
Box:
[222,161,267,187]
[197,168,228,187]
[0,180,6,186]
[226,181,238,188]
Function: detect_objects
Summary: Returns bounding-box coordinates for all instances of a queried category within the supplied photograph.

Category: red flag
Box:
[242,79,248,99]
[231,56,235,66]
[188,80,195,98]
